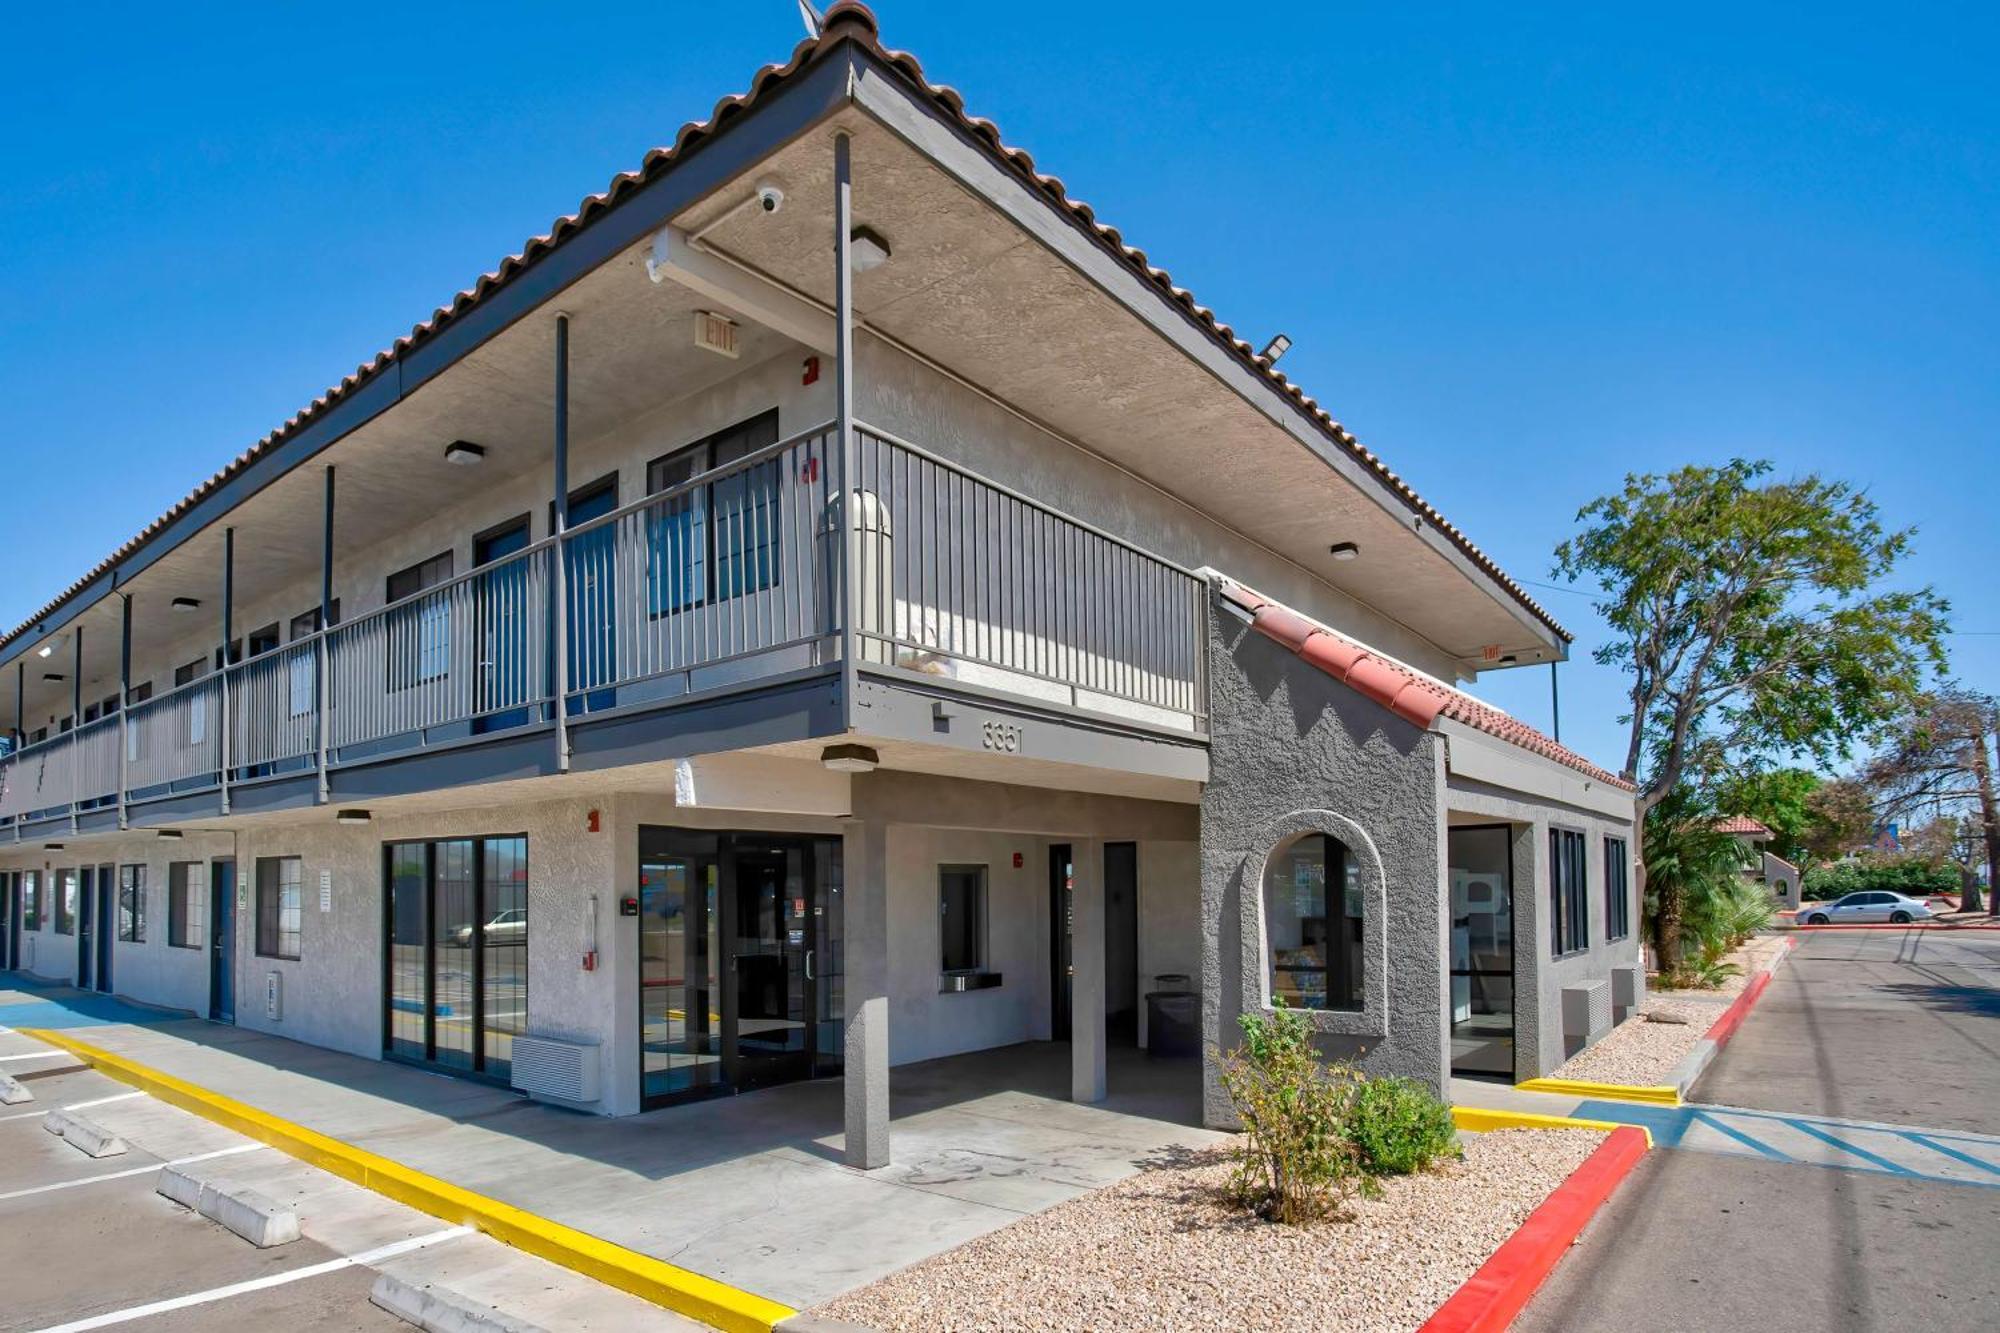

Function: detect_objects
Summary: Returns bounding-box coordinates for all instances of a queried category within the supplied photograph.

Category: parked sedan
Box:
[452,907,527,948]
[1797,891,1935,925]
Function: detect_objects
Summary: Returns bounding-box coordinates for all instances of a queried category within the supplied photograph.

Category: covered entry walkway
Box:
[4,995,1220,1312]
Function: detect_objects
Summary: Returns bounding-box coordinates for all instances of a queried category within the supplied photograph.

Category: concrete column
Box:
[842,818,890,1168]
[1070,836,1106,1103]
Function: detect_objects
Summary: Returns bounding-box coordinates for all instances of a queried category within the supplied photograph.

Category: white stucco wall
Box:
[1134,839,1201,1047]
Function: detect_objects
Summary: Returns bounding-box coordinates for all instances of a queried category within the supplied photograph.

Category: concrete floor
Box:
[10,1003,1223,1312]
[1521,929,2000,1332]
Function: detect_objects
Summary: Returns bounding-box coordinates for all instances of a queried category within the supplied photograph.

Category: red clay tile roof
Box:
[1715,815,1772,837]
[1218,578,1636,793]
[0,1,1568,656]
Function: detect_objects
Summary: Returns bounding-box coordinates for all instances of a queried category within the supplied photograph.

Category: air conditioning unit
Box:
[511,1034,602,1106]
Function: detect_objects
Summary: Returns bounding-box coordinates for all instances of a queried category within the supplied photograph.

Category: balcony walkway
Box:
[0,978,1221,1313]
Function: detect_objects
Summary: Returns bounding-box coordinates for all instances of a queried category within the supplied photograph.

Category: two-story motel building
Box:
[0,4,1641,1163]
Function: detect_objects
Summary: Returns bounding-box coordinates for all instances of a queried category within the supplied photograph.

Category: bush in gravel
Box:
[1349,1076,1461,1176]
[1215,1001,1366,1225]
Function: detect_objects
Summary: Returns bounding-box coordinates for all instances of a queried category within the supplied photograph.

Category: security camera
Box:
[756,180,785,214]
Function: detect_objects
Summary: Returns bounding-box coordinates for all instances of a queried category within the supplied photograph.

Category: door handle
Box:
[805,949,814,981]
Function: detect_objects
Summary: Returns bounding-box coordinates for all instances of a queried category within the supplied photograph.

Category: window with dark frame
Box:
[53,869,76,934]
[644,410,782,615]
[247,623,281,658]
[23,870,41,931]
[168,862,206,949]
[1604,837,1631,942]
[1549,829,1589,956]
[386,553,455,690]
[256,856,303,960]
[383,835,529,1084]
[1264,832,1365,1011]
[939,865,988,974]
[117,865,146,943]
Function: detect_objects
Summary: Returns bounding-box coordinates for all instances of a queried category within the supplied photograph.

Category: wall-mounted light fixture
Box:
[443,441,486,467]
[335,809,372,825]
[1329,542,1360,561]
[820,743,880,773]
[44,842,64,851]
[1261,333,1293,364]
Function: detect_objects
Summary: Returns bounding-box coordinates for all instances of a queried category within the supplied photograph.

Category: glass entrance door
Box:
[637,830,836,1107]
[1448,825,1516,1078]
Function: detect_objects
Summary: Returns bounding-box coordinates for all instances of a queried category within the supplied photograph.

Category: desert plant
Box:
[1213,1002,1366,1224]
[1349,1076,1460,1176]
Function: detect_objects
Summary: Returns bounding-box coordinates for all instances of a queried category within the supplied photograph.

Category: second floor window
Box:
[176,658,210,746]
[644,411,782,615]
[386,553,455,691]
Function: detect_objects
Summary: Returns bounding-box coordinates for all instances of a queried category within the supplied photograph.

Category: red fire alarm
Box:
[582,950,598,972]
[1013,852,1024,869]
[586,809,601,833]
[802,355,820,386]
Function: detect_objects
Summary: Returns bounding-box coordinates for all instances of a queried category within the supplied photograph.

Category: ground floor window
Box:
[168,862,206,949]
[1604,837,1631,942]
[384,835,528,1084]
[118,865,146,942]
[1449,824,1515,1078]
[23,870,41,931]
[939,865,988,975]
[1549,829,1588,957]
[54,869,76,934]
[1263,832,1362,1011]
[256,857,302,959]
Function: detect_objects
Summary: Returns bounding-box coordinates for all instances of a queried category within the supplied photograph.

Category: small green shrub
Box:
[1214,1002,1366,1224]
[1349,1076,1461,1175]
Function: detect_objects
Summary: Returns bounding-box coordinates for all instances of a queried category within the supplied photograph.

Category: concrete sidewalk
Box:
[0,991,1223,1313]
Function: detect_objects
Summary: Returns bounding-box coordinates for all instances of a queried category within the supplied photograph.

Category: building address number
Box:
[981,720,1023,752]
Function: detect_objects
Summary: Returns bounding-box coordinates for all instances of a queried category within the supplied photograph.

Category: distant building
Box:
[1716,816,1800,910]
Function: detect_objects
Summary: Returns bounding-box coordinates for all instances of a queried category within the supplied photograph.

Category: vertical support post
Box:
[1549,660,1561,743]
[118,593,132,830]
[833,132,859,726]
[317,466,335,803]
[220,526,234,815]
[1070,836,1107,1103]
[14,659,23,754]
[842,809,890,1168]
[70,626,83,832]
[551,313,572,772]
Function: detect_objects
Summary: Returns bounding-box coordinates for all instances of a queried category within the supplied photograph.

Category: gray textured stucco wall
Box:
[1200,588,1448,1127]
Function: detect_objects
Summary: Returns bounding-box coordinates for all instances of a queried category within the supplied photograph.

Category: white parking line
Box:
[0,1092,147,1124]
[0,1051,73,1062]
[26,1225,475,1332]
[0,1143,267,1201]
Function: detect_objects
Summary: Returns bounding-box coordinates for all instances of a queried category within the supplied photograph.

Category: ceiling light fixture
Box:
[1329,542,1360,561]
[335,808,373,825]
[820,743,880,773]
[157,829,184,840]
[42,672,65,682]
[850,226,892,273]
[443,441,486,467]
[171,597,202,613]
[1261,333,1292,364]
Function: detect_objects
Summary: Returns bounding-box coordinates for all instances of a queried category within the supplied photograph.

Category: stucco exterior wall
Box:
[1445,779,1643,1080]
[1135,839,1201,1047]
[1199,588,1449,1127]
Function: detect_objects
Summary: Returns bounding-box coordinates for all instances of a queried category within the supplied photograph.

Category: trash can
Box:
[1145,975,1199,1059]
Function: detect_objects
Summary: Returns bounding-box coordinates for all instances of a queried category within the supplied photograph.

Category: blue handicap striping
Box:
[1572,1100,1697,1146]
[1689,1110,1792,1162]
[1902,1132,2000,1177]
[0,976,186,1030]
[1785,1119,1917,1176]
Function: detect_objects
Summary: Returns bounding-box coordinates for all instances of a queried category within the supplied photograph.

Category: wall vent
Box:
[511,1034,601,1105]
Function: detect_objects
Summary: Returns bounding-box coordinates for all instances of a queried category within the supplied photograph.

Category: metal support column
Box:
[220,526,234,815]
[117,592,132,830]
[550,312,572,772]
[70,626,82,832]
[1550,660,1561,743]
[13,660,22,755]
[317,466,335,802]
[833,132,859,725]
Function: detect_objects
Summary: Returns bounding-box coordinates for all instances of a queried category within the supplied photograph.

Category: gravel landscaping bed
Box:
[812,1127,1607,1333]
[1549,935,1788,1086]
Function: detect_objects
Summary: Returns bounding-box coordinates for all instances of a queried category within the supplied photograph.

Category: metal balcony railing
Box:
[0,419,1208,833]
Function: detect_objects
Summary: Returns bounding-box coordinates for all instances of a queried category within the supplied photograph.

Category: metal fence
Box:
[852,425,1207,725]
[230,639,322,769]
[125,675,222,790]
[561,425,836,701]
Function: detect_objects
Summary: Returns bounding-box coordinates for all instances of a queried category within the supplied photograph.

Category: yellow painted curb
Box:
[1452,1104,1655,1149]
[18,1028,796,1333]
[1515,1076,1682,1106]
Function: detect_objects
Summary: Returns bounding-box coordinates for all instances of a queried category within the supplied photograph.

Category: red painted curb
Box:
[1783,922,2000,931]
[1702,968,1773,1048]
[1419,1126,1650,1333]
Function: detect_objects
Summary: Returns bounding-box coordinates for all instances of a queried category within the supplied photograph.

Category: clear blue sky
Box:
[2,1,1993,778]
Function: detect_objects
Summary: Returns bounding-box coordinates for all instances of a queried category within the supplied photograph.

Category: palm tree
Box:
[1645,787,1756,980]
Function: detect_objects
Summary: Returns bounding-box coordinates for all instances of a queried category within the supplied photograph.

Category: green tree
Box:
[1555,460,1949,814]
[1861,689,1999,914]
[1644,787,1761,979]
[1714,766,1821,863]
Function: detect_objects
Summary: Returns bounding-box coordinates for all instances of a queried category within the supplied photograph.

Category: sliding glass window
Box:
[382,835,529,1084]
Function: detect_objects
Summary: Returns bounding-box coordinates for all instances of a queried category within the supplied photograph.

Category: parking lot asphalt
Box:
[1522,929,2000,1333]
[1696,929,2000,1134]
[0,1033,702,1332]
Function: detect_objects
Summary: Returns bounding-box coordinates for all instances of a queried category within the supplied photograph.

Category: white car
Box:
[1797,891,1935,925]
[452,907,527,948]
